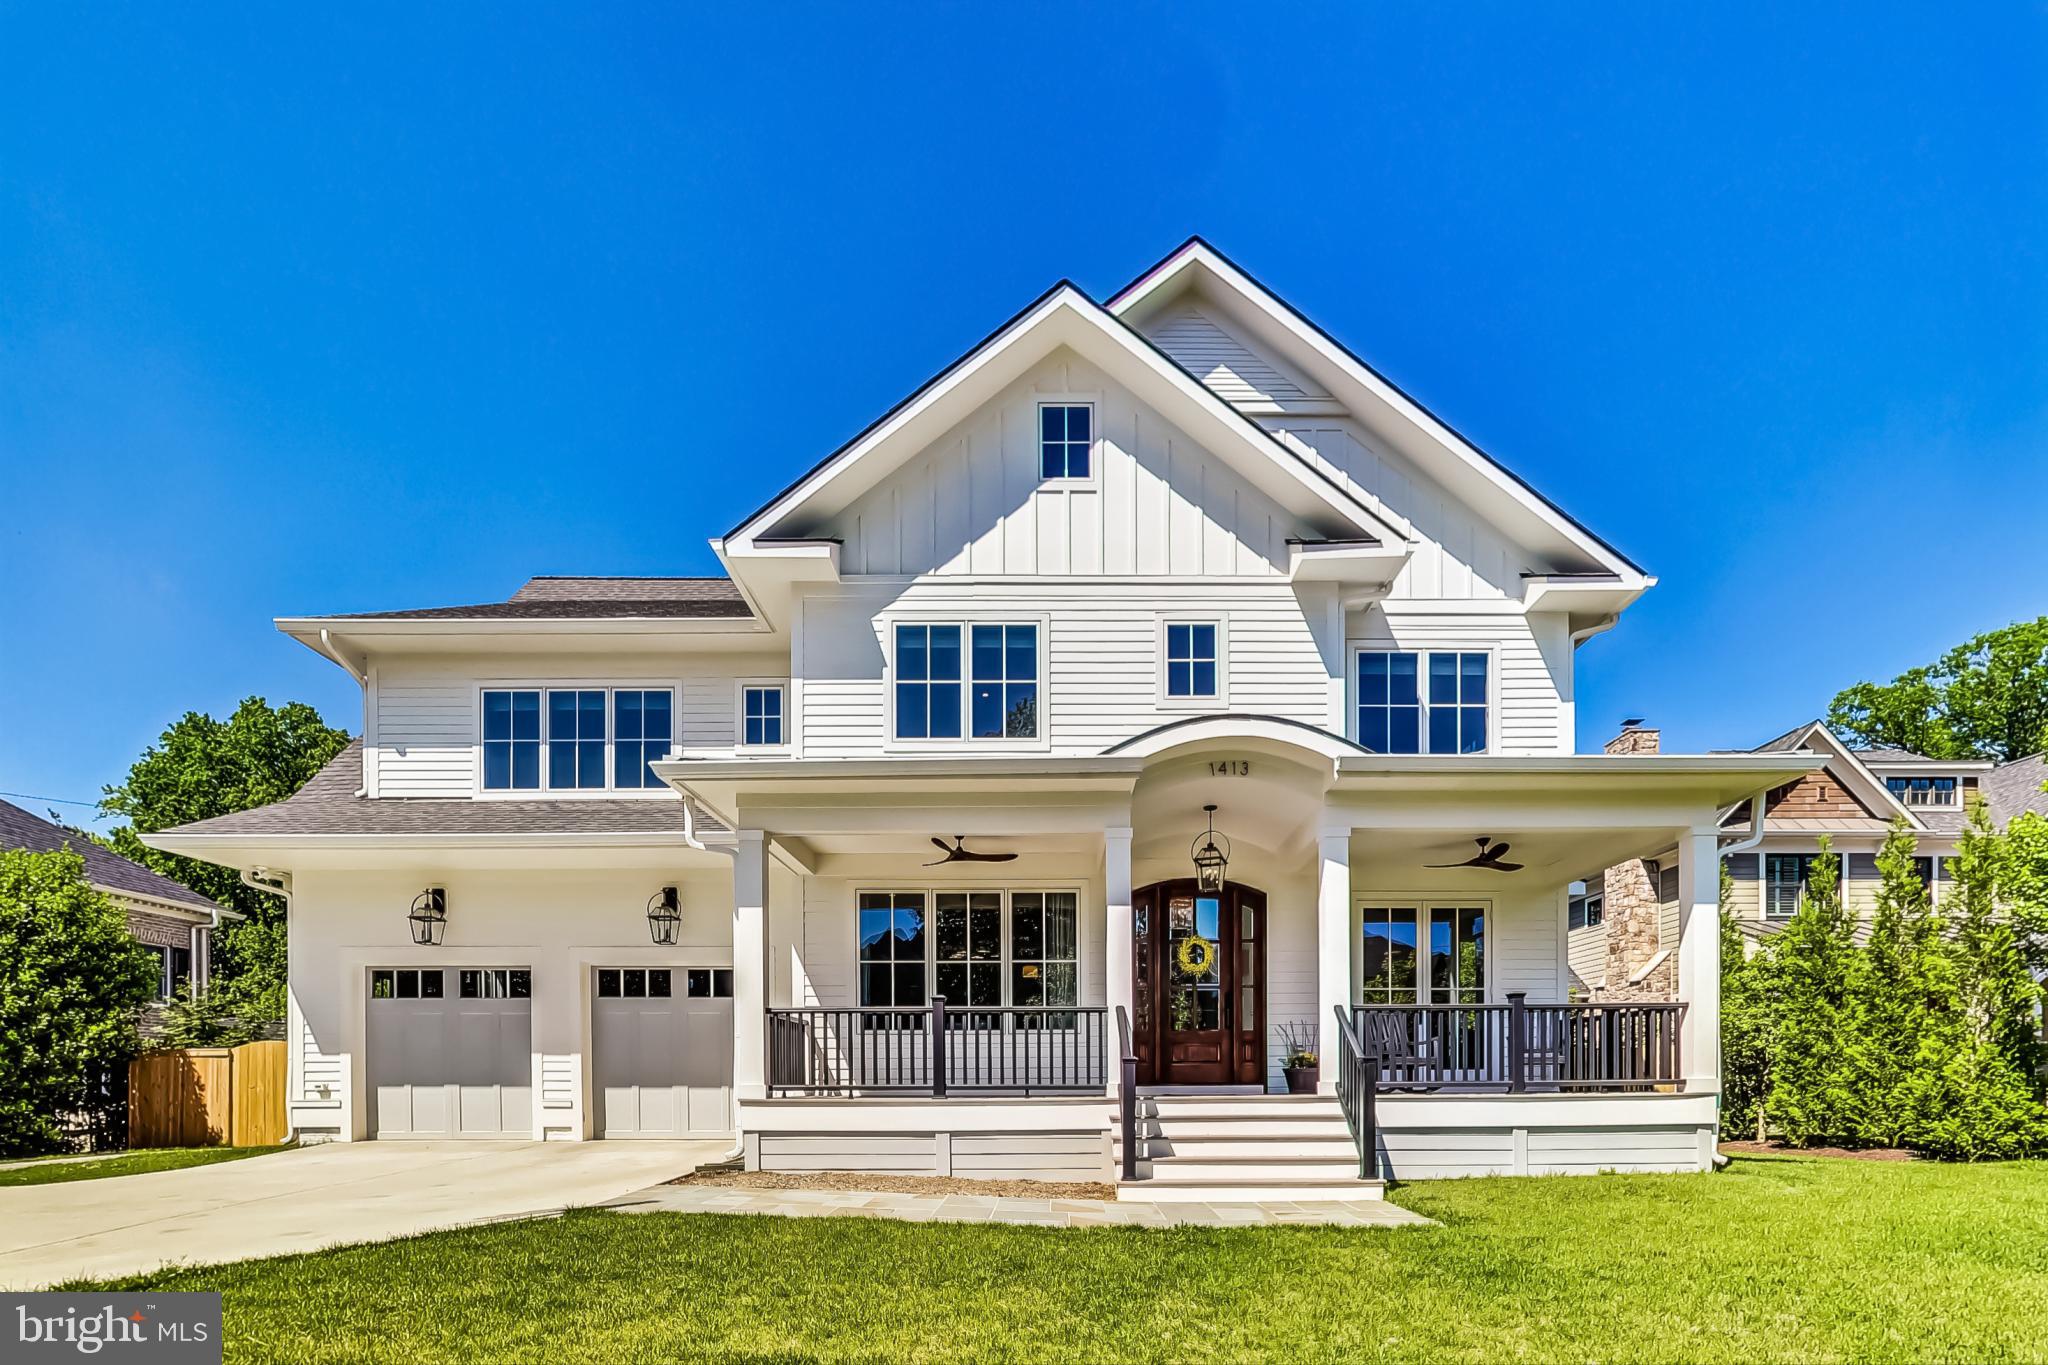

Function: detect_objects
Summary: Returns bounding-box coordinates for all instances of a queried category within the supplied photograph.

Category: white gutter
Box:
[1720,794,1769,857]
[316,629,367,684]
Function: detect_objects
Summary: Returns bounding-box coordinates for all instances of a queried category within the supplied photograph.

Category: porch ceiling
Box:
[1349,825,1677,892]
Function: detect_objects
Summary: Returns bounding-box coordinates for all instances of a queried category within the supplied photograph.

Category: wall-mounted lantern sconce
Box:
[407,888,447,945]
[647,886,681,945]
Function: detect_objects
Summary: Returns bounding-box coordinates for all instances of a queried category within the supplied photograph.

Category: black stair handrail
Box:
[1333,1004,1380,1182]
[1115,1005,1139,1181]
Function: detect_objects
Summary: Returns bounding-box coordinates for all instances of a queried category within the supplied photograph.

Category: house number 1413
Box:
[1208,760,1252,777]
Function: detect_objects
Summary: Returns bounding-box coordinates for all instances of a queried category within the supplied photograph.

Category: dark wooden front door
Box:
[1133,880,1266,1087]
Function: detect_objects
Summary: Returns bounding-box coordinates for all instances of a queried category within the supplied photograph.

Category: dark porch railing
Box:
[1332,1005,1381,1180]
[1355,996,1684,1092]
[766,998,1109,1096]
[1115,1006,1139,1180]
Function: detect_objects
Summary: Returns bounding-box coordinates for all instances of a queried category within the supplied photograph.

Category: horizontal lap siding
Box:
[801,584,1328,759]
[1524,1125,1703,1174]
[755,1131,1109,1181]
[375,677,474,795]
[1566,922,1607,991]
[1379,1122,1709,1178]
[300,1019,342,1101]
[1492,891,1564,999]
[1351,606,1565,756]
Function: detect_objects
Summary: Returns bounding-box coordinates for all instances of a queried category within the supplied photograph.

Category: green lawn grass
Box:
[75,1154,2048,1364]
[0,1146,286,1187]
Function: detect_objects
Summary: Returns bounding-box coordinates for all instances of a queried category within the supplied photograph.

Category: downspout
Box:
[316,631,371,796]
[1720,795,1768,858]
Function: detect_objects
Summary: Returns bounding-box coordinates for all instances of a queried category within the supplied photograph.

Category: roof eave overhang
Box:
[724,284,1410,553]
[1108,238,1651,589]
[655,755,1146,831]
[1332,752,1819,808]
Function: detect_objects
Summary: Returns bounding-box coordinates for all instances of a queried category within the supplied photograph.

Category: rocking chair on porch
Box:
[1357,1010,1444,1091]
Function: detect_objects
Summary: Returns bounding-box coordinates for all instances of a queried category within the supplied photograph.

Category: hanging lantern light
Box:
[646,886,681,946]
[1190,805,1230,893]
[407,888,447,946]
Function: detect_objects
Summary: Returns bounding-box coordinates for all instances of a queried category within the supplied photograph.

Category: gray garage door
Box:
[593,967,734,1138]
[368,967,533,1138]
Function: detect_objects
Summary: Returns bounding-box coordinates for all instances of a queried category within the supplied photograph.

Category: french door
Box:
[1132,880,1266,1087]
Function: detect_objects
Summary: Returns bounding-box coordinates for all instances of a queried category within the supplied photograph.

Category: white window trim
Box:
[473,681,680,799]
[853,883,1089,1011]
[881,616,1053,754]
[1345,644,1498,756]
[1156,616,1228,710]
[1034,394,1101,488]
[733,678,791,753]
[1351,896,1494,1003]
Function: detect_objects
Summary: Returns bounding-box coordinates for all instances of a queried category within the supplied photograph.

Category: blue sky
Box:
[4,5,2044,828]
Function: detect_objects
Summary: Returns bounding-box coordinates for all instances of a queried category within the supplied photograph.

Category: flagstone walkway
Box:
[602,1183,1434,1229]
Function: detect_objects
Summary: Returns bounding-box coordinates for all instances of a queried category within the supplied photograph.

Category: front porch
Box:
[665,719,1807,1190]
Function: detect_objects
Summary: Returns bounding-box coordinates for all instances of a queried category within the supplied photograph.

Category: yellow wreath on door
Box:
[1175,935,1216,976]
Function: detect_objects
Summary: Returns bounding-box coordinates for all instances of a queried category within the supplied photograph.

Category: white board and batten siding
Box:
[823,352,1309,581]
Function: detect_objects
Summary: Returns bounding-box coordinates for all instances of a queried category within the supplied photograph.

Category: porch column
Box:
[732,829,771,1102]
[1316,830,1352,1095]
[1675,827,1721,1094]
[1103,827,1133,1097]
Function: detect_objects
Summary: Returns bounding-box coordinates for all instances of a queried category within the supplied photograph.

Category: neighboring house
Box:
[1571,721,2048,996]
[0,797,235,1002]
[145,238,1808,1196]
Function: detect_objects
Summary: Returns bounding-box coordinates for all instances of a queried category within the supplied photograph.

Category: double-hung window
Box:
[1356,650,1488,754]
[894,623,1039,741]
[1568,893,1604,930]
[1764,853,1818,919]
[857,891,928,1013]
[547,690,608,789]
[1164,622,1218,701]
[483,690,543,789]
[613,690,672,788]
[1039,403,1092,480]
[741,685,785,748]
[1886,776,1957,806]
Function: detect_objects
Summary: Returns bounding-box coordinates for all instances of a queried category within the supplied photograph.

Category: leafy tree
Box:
[1997,809,2048,971]
[1828,617,2048,762]
[155,980,254,1049]
[99,697,351,1020]
[1718,862,1771,1142]
[0,848,159,1155]
[1762,837,1865,1145]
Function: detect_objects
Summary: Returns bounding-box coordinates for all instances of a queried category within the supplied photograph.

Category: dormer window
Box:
[1886,776,1957,806]
[1038,404,1092,480]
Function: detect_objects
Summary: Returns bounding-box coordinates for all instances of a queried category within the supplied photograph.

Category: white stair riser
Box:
[1137,1121,1355,1141]
[1139,1102,1344,1121]
[1141,1159,1369,1181]
[1121,1139,1361,1160]
[1119,1182,1386,1204]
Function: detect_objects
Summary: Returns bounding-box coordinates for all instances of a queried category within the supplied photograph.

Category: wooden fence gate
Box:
[128,1041,288,1148]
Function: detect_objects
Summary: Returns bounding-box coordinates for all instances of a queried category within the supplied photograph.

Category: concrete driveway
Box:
[0,1139,725,1289]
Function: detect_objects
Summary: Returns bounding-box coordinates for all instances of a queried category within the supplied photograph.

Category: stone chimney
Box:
[1599,724,1677,998]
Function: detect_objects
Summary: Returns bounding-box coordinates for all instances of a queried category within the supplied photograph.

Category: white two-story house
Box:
[149,239,1808,1199]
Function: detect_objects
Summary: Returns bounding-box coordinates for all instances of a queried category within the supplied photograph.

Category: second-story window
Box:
[483,689,542,789]
[741,685,785,747]
[1356,650,1489,754]
[1886,776,1957,806]
[895,625,963,739]
[971,625,1038,739]
[1039,404,1092,480]
[1164,622,1218,700]
[613,690,672,788]
[548,689,608,789]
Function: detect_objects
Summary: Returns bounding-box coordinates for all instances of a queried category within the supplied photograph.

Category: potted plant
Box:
[1278,1021,1320,1094]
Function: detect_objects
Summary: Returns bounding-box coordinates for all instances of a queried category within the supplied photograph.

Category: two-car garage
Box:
[365,965,732,1140]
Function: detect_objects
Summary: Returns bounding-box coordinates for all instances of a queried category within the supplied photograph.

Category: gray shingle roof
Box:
[1851,746,1939,763]
[160,741,722,838]
[1985,753,2048,826]
[0,798,224,914]
[307,577,751,622]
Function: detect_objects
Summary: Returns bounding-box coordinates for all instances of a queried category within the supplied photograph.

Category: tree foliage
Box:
[1723,814,2048,1159]
[0,848,159,1155]
[98,697,351,1020]
[1827,617,2048,762]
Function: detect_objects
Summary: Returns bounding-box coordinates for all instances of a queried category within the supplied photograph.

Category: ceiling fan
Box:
[924,836,1019,867]
[1427,836,1524,873]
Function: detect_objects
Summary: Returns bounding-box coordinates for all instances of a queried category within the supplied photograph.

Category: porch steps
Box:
[1115,1094,1384,1203]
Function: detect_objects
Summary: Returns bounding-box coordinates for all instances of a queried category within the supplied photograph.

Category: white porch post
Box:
[1103,827,1133,1097]
[1676,827,1722,1094]
[1316,830,1352,1094]
[732,829,771,1102]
